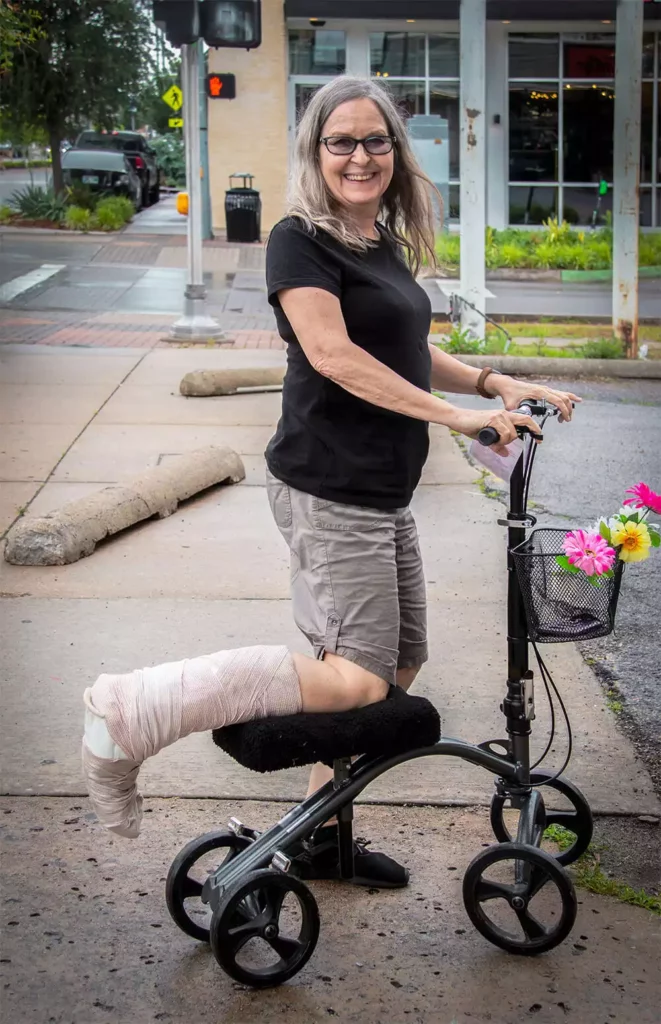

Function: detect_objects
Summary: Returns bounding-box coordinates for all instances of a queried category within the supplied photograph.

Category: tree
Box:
[0,1,45,75]
[119,61,182,136]
[0,0,155,192]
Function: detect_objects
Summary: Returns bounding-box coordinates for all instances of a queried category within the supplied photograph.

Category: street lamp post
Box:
[168,40,224,342]
[612,0,643,359]
[459,0,487,341]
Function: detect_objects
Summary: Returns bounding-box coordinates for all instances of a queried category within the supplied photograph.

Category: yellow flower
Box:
[611,520,652,563]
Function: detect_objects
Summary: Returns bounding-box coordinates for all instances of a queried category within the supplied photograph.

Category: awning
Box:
[285,1,660,20]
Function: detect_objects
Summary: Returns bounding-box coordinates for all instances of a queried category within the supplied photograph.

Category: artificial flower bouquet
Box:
[558,482,661,585]
[511,483,660,643]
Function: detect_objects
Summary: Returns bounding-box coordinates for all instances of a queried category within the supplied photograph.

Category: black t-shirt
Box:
[265,216,432,510]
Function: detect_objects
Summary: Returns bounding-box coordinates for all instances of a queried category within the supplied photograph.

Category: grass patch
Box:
[544,825,660,914]
[476,468,502,500]
[605,687,623,714]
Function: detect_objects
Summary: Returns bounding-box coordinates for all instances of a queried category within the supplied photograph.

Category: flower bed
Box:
[0,186,134,232]
[435,219,661,274]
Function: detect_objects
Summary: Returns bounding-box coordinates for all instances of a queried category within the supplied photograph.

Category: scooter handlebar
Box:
[477,401,547,447]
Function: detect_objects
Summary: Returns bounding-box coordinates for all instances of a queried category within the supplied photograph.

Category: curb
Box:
[4,445,244,566]
[180,366,285,396]
[562,266,661,282]
[453,354,661,379]
[428,267,661,283]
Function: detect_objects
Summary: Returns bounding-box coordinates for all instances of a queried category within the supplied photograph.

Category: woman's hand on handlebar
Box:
[486,377,582,423]
[447,408,543,457]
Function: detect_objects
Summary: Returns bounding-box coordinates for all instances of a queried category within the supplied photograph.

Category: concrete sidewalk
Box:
[1,343,658,814]
[1,343,659,1022]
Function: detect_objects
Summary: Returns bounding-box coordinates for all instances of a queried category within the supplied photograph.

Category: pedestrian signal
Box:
[205,73,236,99]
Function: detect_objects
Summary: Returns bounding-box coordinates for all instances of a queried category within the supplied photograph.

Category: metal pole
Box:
[199,42,213,241]
[168,42,223,342]
[459,0,487,341]
[612,0,643,359]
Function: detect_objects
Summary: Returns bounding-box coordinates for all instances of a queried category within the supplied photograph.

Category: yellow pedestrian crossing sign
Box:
[162,85,183,111]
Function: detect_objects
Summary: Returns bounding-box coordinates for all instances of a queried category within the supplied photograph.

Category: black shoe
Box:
[291,825,409,889]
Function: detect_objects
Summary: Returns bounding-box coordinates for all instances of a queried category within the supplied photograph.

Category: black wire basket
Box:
[511,528,624,643]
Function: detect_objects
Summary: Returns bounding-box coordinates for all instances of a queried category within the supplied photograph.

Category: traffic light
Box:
[201,1,261,49]
[152,1,261,50]
[152,1,199,47]
[205,73,236,98]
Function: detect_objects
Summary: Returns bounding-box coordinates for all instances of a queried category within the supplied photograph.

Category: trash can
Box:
[225,173,261,243]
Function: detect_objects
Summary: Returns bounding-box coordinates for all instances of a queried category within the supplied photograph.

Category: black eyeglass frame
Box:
[319,135,397,155]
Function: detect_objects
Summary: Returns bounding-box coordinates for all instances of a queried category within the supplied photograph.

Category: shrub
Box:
[65,184,98,211]
[587,239,612,269]
[150,133,185,188]
[1,158,51,169]
[0,204,13,223]
[91,195,134,231]
[435,233,460,272]
[499,242,530,268]
[437,326,485,355]
[9,184,67,223]
[639,235,661,267]
[581,337,624,360]
[65,205,93,231]
[92,205,125,231]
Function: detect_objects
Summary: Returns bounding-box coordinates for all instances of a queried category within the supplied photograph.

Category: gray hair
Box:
[287,76,439,274]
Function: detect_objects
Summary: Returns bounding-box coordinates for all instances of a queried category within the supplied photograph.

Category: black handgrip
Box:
[478,426,500,446]
[478,424,543,447]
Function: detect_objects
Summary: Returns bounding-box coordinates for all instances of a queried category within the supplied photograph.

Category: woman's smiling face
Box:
[318,98,394,221]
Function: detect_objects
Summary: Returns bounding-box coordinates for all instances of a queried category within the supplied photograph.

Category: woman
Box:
[263,75,579,887]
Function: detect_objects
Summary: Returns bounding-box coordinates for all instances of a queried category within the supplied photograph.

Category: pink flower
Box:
[623,482,661,516]
[563,530,616,576]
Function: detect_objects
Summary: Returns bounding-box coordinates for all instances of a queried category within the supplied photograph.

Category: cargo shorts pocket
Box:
[266,472,293,532]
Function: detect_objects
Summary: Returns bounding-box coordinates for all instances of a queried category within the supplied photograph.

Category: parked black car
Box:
[61,148,143,208]
[75,130,160,206]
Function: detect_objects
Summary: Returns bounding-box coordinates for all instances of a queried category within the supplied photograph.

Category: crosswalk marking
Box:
[0,263,65,303]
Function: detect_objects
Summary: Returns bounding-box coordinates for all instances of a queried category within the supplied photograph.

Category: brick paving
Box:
[0,230,273,349]
[0,308,283,349]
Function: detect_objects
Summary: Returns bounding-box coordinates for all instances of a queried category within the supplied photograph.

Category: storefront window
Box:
[642,33,656,78]
[428,35,459,78]
[563,36,615,78]
[509,186,557,225]
[377,79,425,118]
[429,83,459,179]
[369,32,461,208]
[448,184,460,222]
[563,84,614,184]
[289,30,345,75]
[509,35,559,79]
[370,32,426,77]
[562,186,613,226]
[509,86,558,182]
[640,189,652,228]
[641,82,655,184]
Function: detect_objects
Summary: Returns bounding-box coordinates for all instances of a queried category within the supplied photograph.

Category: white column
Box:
[485,21,508,230]
[169,43,223,342]
[459,0,487,340]
[346,24,370,78]
[612,0,643,359]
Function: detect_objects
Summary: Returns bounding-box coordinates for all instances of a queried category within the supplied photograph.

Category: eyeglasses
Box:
[319,135,396,156]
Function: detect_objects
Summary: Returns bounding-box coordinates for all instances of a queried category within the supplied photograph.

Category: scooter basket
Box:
[511,528,624,643]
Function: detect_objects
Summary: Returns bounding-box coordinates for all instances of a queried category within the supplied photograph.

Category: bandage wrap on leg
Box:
[82,645,301,838]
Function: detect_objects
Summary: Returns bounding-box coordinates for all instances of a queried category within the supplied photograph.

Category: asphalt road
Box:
[452,378,661,793]
[0,167,51,204]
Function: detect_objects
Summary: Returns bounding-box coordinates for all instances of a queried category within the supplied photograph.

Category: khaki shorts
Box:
[266,468,428,686]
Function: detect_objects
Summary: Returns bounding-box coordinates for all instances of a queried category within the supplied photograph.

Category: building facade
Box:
[207,0,661,233]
